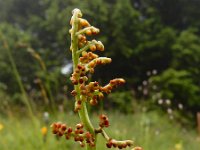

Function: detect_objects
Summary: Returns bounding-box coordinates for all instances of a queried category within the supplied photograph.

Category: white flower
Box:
[143,89,148,95]
[146,71,151,76]
[137,86,142,91]
[167,108,173,114]
[158,99,163,105]
[178,103,183,110]
[142,80,148,86]
[152,69,157,75]
[169,115,174,120]
[166,99,171,105]
[44,112,49,119]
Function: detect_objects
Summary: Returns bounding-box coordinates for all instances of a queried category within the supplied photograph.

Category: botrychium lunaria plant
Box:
[51,8,142,150]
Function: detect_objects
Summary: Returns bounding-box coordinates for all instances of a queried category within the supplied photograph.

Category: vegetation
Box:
[0,0,200,116]
[50,8,140,150]
[0,111,200,150]
[0,0,200,149]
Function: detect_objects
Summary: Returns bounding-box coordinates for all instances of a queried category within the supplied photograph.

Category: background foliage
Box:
[0,0,200,120]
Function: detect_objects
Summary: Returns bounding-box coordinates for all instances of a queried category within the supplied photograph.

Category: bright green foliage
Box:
[172,28,200,83]
[0,111,200,150]
[151,69,200,110]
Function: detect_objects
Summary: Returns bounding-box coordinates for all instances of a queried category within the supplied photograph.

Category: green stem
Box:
[71,9,96,150]
[27,47,56,112]
[76,42,91,55]
[1,36,34,120]
[101,129,110,141]
[45,78,56,113]
[76,40,100,55]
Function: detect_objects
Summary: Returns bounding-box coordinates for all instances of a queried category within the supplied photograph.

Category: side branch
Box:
[76,26,99,36]
[77,40,104,55]
[95,127,134,149]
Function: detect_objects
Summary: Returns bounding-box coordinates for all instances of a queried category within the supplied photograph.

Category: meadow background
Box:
[0,0,200,149]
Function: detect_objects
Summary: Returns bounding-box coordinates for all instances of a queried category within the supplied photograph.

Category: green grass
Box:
[0,110,199,150]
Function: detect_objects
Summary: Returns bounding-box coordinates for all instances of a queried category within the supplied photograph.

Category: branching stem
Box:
[76,26,98,35]
[71,9,96,150]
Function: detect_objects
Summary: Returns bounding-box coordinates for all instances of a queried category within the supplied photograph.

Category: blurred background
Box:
[0,0,200,149]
